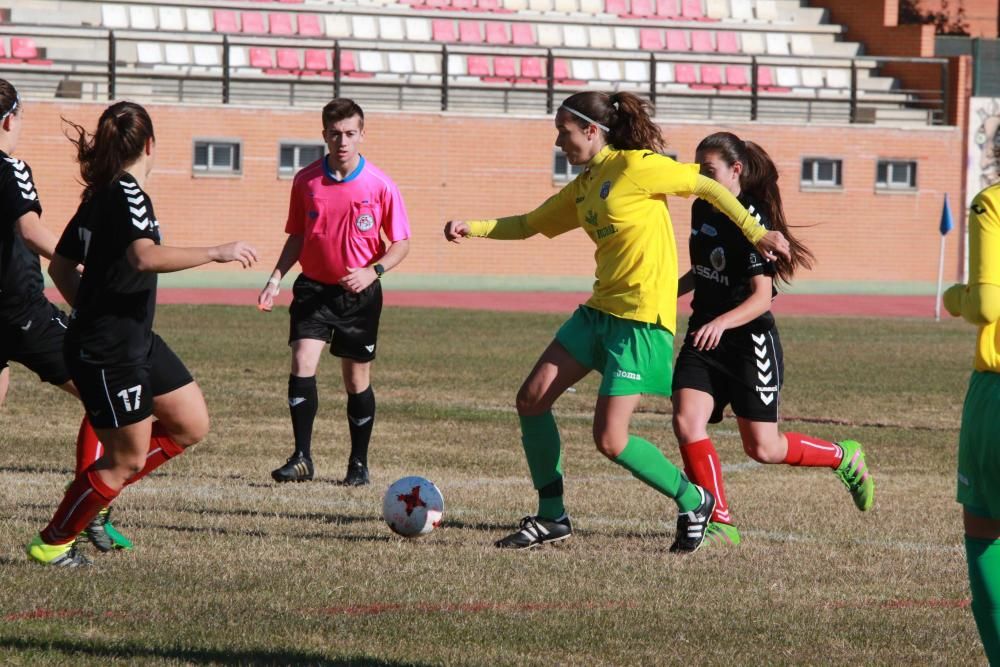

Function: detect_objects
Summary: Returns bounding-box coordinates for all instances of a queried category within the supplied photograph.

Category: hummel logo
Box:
[127,195,144,205]
[364,344,375,352]
[289,397,306,407]
[20,320,31,331]
[132,218,150,231]
[129,205,147,217]
[349,415,373,427]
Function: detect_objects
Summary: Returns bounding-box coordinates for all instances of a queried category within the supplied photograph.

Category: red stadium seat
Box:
[485,23,510,44]
[304,49,329,71]
[276,48,300,70]
[605,0,629,16]
[477,0,502,10]
[489,56,516,82]
[665,29,688,51]
[242,12,267,34]
[337,50,372,78]
[716,31,739,54]
[698,64,722,86]
[269,13,295,35]
[9,37,51,65]
[656,0,680,18]
[756,65,788,92]
[519,56,544,82]
[249,47,274,69]
[432,19,456,41]
[723,65,748,89]
[553,58,584,85]
[214,10,239,33]
[298,14,322,36]
[467,55,490,76]
[675,62,697,83]
[458,20,483,42]
[640,28,663,50]
[451,0,475,9]
[680,0,706,20]
[511,23,534,45]
[628,0,655,17]
[690,31,714,52]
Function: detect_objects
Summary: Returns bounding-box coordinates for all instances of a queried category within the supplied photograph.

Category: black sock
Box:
[347,385,375,466]
[288,375,318,459]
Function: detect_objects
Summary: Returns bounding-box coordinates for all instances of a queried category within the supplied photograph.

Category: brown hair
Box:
[322,98,364,130]
[560,91,665,153]
[696,131,814,283]
[64,101,155,198]
[0,79,19,119]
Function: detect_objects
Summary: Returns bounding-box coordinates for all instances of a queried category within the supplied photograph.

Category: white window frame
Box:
[278,141,326,178]
[552,148,583,183]
[193,139,242,176]
[876,159,917,191]
[801,157,842,189]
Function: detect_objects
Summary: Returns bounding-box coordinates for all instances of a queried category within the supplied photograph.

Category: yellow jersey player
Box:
[944,181,1000,663]
[445,90,790,553]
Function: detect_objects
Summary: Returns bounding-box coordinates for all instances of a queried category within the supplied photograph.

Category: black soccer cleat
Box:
[495,515,573,549]
[340,458,370,486]
[669,487,716,554]
[271,453,314,483]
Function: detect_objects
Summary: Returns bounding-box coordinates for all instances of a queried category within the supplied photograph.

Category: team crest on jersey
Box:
[599,181,611,199]
[710,247,726,271]
[355,213,375,232]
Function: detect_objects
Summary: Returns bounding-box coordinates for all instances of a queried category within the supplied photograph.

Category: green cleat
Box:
[703,521,742,547]
[26,534,91,567]
[84,507,134,552]
[835,440,874,511]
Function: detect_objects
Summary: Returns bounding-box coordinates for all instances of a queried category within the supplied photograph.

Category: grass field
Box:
[0,304,984,665]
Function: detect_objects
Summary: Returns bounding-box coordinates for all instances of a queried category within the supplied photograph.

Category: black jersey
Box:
[55,174,161,365]
[688,194,777,332]
[0,150,45,323]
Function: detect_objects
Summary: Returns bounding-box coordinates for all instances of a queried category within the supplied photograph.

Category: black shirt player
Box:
[670,132,874,549]
[28,101,257,567]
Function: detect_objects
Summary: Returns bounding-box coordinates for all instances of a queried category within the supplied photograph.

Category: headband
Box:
[560,105,609,132]
[1,94,19,122]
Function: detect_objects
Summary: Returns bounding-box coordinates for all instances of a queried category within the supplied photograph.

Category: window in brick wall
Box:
[800,157,842,189]
[553,149,583,183]
[876,159,917,191]
[193,139,241,175]
[279,142,325,177]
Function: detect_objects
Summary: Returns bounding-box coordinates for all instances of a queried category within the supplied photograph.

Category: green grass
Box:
[0,306,982,665]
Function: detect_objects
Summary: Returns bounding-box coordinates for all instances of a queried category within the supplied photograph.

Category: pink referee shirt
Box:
[285,155,411,284]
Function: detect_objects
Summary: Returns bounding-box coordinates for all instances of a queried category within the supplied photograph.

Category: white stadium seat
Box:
[564,25,588,48]
[159,7,184,31]
[537,24,562,47]
[185,8,212,32]
[405,18,432,41]
[589,26,613,49]
[102,4,129,28]
[765,33,789,56]
[325,14,352,38]
[614,27,639,50]
[130,6,157,30]
[353,16,379,40]
[136,42,162,64]
[379,17,405,41]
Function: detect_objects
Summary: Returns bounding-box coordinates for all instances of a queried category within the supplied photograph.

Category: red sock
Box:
[679,438,731,524]
[782,432,843,468]
[41,469,119,545]
[75,415,103,476]
[124,422,185,487]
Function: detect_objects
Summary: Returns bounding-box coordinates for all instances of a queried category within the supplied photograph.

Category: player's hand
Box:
[211,241,258,268]
[340,266,376,294]
[258,280,279,312]
[692,319,727,351]
[444,220,471,243]
[756,230,790,262]
[943,283,965,318]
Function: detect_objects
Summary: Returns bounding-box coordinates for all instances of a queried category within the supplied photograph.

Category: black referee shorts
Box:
[672,325,784,424]
[0,300,72,386]
[288,274,382,362]
[67,333,194,429]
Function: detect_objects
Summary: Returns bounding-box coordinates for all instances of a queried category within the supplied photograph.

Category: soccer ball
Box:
[382,476,444,538]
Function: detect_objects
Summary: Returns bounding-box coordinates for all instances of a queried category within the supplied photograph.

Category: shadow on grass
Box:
[0,635,424,666]
[189,507,376,525]
[0,464,72,476]
[148,522,395,544]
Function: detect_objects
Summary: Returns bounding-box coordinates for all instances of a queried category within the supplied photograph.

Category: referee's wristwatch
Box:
[373,263,386,279]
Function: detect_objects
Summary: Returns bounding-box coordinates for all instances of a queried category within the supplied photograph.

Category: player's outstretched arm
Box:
[258,234,303,312]
[127,238,257,273]
[693,175,790,262]
[48,252,81,307]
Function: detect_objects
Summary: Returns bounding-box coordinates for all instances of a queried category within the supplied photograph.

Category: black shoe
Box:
[669,487,716,554]
[341,458,369,486]
[495,515,573,549]
[271,453,314,482]
[82,506,134,552]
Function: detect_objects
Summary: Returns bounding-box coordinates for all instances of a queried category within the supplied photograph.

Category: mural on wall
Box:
[969,97,1000,201]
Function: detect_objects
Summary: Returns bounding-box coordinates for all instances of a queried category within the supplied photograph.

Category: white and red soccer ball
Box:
[382,476,444,538]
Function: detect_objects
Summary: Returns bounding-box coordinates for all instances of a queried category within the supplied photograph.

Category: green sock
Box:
[519,412,564,520]
[967,535,1000,664]
[614,435,702,512]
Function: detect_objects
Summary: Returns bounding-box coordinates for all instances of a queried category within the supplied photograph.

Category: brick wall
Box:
[15,100,965,288]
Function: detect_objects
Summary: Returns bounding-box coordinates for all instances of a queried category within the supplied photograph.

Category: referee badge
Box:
[710,247,726,271]
[599,180,611,199]
[355,213,375,232]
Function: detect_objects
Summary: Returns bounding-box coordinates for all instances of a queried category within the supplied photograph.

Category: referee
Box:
[259,99,411,486]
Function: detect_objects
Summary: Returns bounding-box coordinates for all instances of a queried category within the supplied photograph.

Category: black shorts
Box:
[288,274,382,362]
[67,333,194,429]
[672,325,784,423]
[0,300,71,386]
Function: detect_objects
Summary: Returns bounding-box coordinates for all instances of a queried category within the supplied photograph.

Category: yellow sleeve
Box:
[950,188,1000,325]
[466,185,578,240]
[626,153,765,244]
[692,175,766,245]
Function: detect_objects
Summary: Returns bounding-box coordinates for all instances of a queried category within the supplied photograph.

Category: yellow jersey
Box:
[468,146,764,333]
[946,183,1000,372]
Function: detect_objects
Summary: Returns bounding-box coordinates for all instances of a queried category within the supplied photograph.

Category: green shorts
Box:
[957,370,1000,518]
[555,305,674,397]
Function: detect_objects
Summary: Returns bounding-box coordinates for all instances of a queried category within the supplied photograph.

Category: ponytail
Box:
[696,132,813,284]
[560,91,665,153]
[64,101,155,198]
